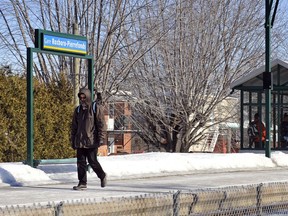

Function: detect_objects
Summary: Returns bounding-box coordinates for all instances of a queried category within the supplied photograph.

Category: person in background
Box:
[95,92,103,105]
[281,113,288,148]
[247,113,266,149]
[71,88,107,190]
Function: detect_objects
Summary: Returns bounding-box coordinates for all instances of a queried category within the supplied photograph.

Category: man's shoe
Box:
[101,174,107,188]
[73,184,87,190]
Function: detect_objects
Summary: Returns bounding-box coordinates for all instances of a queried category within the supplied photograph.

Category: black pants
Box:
[254,141,262,149]
[76,148,105,185]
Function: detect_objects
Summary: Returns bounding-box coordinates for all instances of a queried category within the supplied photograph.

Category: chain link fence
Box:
[1,181,288,215]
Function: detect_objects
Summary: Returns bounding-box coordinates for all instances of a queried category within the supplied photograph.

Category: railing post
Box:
[54,201,64,216]
[173,190,180,216]
[256,183,263,216]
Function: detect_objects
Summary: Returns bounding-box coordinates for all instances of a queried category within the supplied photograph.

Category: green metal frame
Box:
[239,87,287,151]
[264,0,272,158]
[26,29,94,167]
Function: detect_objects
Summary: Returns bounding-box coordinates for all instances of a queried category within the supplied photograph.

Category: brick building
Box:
[98,95,142,156]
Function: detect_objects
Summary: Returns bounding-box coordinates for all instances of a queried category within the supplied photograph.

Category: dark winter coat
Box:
[71,88,105,149]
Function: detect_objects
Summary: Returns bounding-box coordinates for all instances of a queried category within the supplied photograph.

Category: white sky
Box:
[1,151,288,187]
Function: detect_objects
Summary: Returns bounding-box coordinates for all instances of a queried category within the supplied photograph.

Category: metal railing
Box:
[1,181,288,215]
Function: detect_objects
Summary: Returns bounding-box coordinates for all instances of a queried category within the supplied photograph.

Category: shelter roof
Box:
[230,59,288,91]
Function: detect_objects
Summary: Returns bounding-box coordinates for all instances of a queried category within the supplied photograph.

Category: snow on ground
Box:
[1,151,288,187]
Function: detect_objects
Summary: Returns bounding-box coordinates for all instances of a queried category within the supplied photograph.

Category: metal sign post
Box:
[264,0,279,158]
[26,29,94,167]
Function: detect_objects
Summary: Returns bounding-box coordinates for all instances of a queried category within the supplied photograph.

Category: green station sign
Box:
[35,29,87,55]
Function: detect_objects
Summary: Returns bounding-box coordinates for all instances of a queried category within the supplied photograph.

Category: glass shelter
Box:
[231,59,288,150]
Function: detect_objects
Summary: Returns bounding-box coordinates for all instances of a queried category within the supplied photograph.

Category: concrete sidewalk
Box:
[1,168,288,207]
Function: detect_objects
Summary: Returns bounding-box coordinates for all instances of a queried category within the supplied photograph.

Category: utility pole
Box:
[73,23,80,106]
[264,0,279,158]
[73,1,80,107]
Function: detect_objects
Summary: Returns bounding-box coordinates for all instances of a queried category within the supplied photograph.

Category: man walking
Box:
[71,88,107,190]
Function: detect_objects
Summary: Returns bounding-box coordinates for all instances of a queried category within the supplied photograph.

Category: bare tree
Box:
[0,0,166,98]
[1,0,287,153]
[127,0,287,152]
